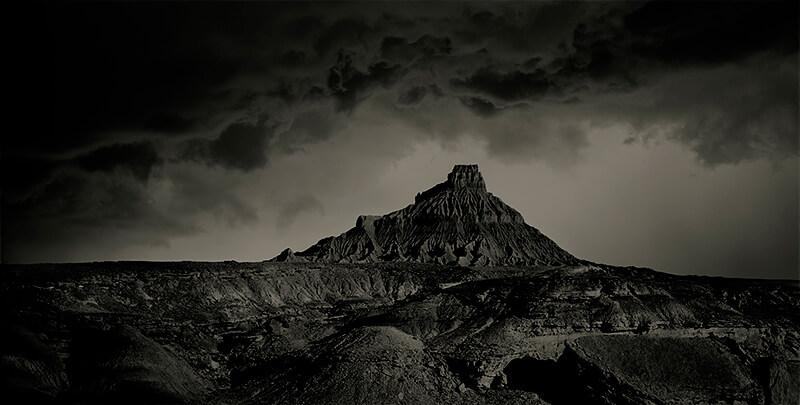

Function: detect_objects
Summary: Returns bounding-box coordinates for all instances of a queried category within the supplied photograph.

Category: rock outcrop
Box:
[273,248,307,263]
[279,165,575,266]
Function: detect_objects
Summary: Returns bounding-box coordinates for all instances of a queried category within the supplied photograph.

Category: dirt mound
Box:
[224,326,468,404]
[0,325,69,402]
[562,335,760,404]
[67,323,212,404]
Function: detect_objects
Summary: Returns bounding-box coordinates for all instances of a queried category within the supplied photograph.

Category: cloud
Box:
[1,169,195,263]
[604,61,799,166]
[380,35,452,63]
[396,85,429,106]
[143,113,195,134]
[209,121,274,170]
[267,77,324,105]
[272,107,346,153]
[17,2,795,173]
[451,66,561,102]
[327,50,406,112]
[452,3,592,57]
[1,155,62,201]
[73,141,163,183]
[277,195,324,229]
[179,119,276,171]
[622,2,798,66]
[153,164,259,227]
[556,2,798,84]
[313,18,374,56]
[458,96,505,118]
[17,2,797,163]
[5,1,797,264]
[22,4,253,155]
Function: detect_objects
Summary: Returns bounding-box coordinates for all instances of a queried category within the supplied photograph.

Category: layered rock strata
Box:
[281,165,575,266]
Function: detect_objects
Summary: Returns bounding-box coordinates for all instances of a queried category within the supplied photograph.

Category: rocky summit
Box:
[279,164,576,266]
[2,165,799,405]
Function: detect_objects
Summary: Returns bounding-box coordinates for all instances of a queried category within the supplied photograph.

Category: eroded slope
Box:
[281,165,575,266]
[2,262,798,404]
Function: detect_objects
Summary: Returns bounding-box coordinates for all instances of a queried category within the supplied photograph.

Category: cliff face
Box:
[285,165,575,266]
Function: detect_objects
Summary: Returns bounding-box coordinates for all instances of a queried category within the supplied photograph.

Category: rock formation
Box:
[280,165,576,266]
[2,165,799,404]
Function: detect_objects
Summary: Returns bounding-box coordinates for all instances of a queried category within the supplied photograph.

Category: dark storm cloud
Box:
[680,79,796,166]
[2,141,163,215]
[17,172,163,227]
[1,155,62,200]
[447,2,798,99]
[7,2,326,260]
[572,1,798,71]
[551,2,797,165]
[272,109,346,153]
[313,18,374,56]
[452,3,590,55]
[24,4,244,150]
[451,66,562,102]
[380,35,453,63]
[397,86,428,105]
[15,1,793,170]
[13,1,796,157]
[1,169,193,263]
[396,84,444,107]
[608,59,799,166]
[268,77,323,104]
[74,141,163,183]
[160,166,259,227]
[143,114,196,134]
[209,121,273,171]
[623,2,798,66]
[180,119,276,172]
[327,50,406,112]
[458,97,506,118]
[5,1,797,264]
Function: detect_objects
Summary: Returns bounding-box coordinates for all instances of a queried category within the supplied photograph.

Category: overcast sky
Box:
[3,2,798,279]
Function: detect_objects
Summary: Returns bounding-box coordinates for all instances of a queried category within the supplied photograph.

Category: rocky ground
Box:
[2,261,798,404]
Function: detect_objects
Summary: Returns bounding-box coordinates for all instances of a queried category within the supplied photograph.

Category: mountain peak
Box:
[447,164,486,191]
[276,164,576,266]
[414,164,488,204]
